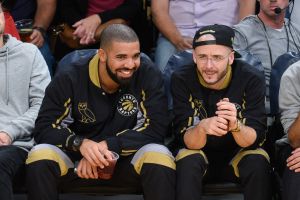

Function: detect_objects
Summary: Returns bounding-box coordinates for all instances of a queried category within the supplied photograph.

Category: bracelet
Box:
[33,26,47,37]
[231,119,241,132]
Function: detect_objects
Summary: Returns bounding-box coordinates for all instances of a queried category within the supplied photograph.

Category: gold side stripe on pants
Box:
[26,149,69,176]
[175,149,208,164]
[231,148,270,178]
[133,152,175,175]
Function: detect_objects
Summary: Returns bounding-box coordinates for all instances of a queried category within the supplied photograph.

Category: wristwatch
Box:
[72,136,84,151]
[231,119,241,132]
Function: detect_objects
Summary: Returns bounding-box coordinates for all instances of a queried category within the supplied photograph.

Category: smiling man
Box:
[26,24,175,200]
[172,24,272,200]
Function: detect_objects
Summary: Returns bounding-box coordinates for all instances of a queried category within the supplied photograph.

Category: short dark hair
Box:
[100,24,139,49]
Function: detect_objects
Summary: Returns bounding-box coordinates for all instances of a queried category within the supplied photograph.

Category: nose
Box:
[205,58,214,69]
[124,58,135,69]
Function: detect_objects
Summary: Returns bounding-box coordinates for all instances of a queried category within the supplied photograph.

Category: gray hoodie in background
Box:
[279,60,300,139]
[0,35,51,150]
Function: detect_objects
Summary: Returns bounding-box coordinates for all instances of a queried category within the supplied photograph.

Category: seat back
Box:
[55,49,152,76]
[55,49,98,76]
[269,51,300,117]
[235,50,264,73]
[164,50,193,110]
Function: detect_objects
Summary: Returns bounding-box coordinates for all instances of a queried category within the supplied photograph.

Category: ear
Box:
[192,50,197,64]
[229,51,235,65]
[98,48,107,63]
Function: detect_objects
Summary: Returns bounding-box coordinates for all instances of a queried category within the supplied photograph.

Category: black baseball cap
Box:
[193,24,235,49]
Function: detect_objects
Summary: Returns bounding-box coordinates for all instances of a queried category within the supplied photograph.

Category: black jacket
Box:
[33,54,169,156]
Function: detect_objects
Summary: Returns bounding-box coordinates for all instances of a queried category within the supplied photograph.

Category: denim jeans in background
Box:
[154,35,178,73]
[39,35,55,77]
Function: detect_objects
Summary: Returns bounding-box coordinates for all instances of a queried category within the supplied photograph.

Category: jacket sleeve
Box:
[98,0,141,23]
[171,71,198,148]
[3,48,51,142]
[33,73,76,150]
[106,66,170,155]
[279,65,300,134]
[242,70,267,149]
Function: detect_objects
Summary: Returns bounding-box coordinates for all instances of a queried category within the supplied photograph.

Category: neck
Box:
[98,63,119,93]
[258,12,285,29]
[198,65,232,90]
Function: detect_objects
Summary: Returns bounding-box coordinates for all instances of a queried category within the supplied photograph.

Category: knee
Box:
[26,144,73,176]
[239,154,271,178]
[131,144,175,175]
[176,148,208,175]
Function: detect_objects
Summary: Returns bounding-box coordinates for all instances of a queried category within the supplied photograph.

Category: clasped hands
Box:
[72,14,101,45]
[199,98,239,137]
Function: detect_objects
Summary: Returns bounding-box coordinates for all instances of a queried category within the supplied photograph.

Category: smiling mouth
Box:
[204,71,216,76]
[117,69,135,77]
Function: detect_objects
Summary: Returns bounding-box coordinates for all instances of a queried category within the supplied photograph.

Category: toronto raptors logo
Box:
[117,94,138,116]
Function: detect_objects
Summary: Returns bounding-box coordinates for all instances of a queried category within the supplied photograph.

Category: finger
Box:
[73,20,83,28]
[287,155,300,168]
[97,152,109,167]
[83,151,98,167]
[92,166,98,179]
[292,148,300,154]
[222,98,229,102]
[208,127,227,136]
[289,159,300,171]
[287,153,298,163]
[86,163,95,179]
[81,161,89,179]
[103,150,113,160]
[76,160,84,178]
[217,103,236,112]
[217,121,228,131]
[73,26,86,38]
[216,114,236,123]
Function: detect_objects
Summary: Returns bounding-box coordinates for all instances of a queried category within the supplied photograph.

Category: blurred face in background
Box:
[259,0,289,17]
[0,4,5,35]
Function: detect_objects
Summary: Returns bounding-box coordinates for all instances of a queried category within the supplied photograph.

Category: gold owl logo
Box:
[193,98,207,119]
[117,94,138,116]
[78,102,96,123]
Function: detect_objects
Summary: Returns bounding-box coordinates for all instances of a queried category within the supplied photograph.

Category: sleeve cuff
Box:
[106,136,121,154]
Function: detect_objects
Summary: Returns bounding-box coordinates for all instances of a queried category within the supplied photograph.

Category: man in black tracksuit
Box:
[172,24,272,200]
[26,24,175,200]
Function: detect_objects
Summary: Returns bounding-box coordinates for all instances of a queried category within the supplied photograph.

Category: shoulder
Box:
[234,15,260,29]
[233,60,265,83]
[282,60,300,82]
[137,57,163,80]
[172,64,196,81]
[233,15,261,35]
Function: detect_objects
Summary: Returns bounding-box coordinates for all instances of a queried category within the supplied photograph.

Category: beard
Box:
[106,60,136,87]
[200,60,230,86]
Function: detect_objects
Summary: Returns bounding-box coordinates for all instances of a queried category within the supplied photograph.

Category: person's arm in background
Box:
[279,63,300,172]
[151,0,192,51]
[31,0,57,47]
[238,0,256,21]
[73,0,140,45]
[279,64,300,149]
